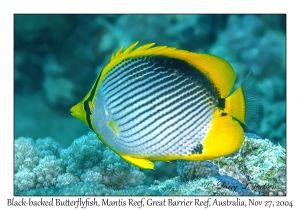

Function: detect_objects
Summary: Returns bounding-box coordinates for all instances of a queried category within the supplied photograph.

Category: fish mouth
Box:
[70,102,90,127]
[70,111,75,117]
[70,103,81,119]
[70,106,76,117]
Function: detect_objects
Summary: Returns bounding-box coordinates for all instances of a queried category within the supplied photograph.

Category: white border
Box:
[1,0,297,209]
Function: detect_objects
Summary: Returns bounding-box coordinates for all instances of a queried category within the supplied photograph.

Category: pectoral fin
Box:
[108,120,120,136]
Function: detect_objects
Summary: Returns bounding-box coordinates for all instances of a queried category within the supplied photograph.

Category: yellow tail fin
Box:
[224,74,262,130]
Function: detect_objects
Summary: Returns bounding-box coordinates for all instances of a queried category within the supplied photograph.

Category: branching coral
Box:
[14,137,39,172]
[80,165,145,190]
[33,156,64,188]
[14,168,36,191]
[56,173,80,188]
[15,182,160,196]
[14,137,65,191]
[60,132,104,176]
[14,132,146,193]
[99,149,145,188]
[35,137,60,158]
[61,132,146,189]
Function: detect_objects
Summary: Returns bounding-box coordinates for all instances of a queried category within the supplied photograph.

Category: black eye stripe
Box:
[84,100,93,129]
[84,74,102,130]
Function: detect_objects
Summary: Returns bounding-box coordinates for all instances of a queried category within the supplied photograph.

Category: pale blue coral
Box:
[14,137,39,172]
[14,132,286,196]
[14,132,146,193]
[15,182,160,196]
[60,132,104,176]
[56,173,80,188]
[60,132,146,189]
[14,168,36,191]
[33,156,64,188]
[35,137,60,158]
[80,163,145,189]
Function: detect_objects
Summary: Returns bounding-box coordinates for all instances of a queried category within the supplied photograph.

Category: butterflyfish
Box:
[70,42,262,170]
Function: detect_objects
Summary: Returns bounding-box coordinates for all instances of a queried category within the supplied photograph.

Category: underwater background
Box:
[14,14,286,195]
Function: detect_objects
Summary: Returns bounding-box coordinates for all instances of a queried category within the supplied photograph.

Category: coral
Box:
[61,132,146,189]
[14,131,286,196]
[81,156,146,189]
[212,133,286,196]
[14,137,65,191]
[14,132,147,194]
[114,185,161,196]
[150,176,238,196]
[57,182,115,196]
[97,150,145,189]
[177,160,219,181]
[35,137,60,158]
[214,175,257,196]
[175,158,255,196]
[33,156,64,188]
[14,168,36,191]
[14,137,39,172]
[56,173,80,187]
[15,181,160,196]
[60,132,104,176]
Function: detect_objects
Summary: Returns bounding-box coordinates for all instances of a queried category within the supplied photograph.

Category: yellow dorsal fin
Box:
[189,54,236,98]
[123,41,139,54]
[134,42,156,52]
[115,46,123,57]
[121,154,154,170]
[100,42,236,97]
[110,53,115,60]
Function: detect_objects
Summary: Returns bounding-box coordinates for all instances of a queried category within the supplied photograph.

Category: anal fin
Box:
[121,154,154,170]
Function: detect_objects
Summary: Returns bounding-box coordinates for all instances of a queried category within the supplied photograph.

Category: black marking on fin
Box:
[218,98,225,109]
[84,74,101,130]
[221,112,227,116]
[191,143,203,154]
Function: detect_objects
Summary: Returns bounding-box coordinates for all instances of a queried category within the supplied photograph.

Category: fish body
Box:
[71,42,261,169]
